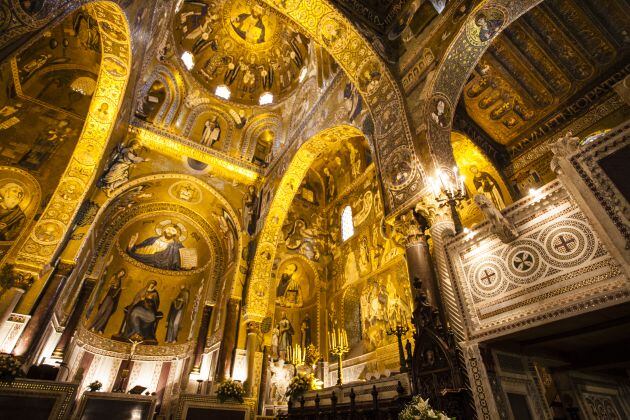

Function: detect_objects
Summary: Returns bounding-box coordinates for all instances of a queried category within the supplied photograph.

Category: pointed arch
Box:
[241,113,283,161]
[423,0,543,174]
[12,1,131,283]
[184,104,235,154]
[136,63,186,126]
[245,124,363,322]
[255,0,426,214]
[68,172,244,303]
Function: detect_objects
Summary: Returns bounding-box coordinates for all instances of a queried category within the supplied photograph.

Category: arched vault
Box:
[245,124,362,322]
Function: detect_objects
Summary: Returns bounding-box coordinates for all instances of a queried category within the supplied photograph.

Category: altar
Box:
[75,392,156,420]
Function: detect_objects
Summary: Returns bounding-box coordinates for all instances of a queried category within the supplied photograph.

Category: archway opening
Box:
[0,1,131,315]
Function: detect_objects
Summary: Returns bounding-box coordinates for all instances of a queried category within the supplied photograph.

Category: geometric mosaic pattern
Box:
[447,181,629,341]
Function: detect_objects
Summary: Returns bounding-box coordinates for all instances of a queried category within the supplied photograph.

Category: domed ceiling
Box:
[174,0,311,106]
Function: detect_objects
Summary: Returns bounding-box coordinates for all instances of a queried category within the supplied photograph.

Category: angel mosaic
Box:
[98,141,149,197]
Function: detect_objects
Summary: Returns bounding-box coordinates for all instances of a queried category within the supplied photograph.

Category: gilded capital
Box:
[13,271,35,291]
[392,210,427,248]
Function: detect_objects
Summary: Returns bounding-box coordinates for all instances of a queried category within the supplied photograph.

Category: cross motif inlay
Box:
[480,269,496,286]
[553,234,576,253]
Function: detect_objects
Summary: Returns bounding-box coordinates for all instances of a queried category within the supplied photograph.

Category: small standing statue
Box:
[278,312,294,360]
[550,131,580,175]
[474,194,518,243]
[200,117,221,147]
[271,324,280,360]
[300,314,311,349]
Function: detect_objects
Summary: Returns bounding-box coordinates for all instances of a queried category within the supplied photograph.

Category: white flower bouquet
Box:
[399,396,454,420]
[88,380,103,392]
[286,372,317,399]
[0,353,22,382]
[217,378,245,403]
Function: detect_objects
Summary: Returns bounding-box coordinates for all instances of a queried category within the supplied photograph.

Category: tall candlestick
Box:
[329,326,349,386]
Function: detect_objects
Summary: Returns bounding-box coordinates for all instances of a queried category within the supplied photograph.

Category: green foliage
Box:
[88,380,102,392]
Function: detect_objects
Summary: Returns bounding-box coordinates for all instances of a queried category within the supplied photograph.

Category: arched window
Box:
[341,205,354,241]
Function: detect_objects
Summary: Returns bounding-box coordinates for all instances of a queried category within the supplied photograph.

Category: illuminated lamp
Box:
[181,51,194,70]
[215,84,231,100]
[259,91,274,105]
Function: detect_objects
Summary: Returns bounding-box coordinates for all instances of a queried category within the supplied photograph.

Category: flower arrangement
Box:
[304,344,322,368]
[399,396,454,420]
[217,378,245,403]
[87,380,103,392]
[286,372,317,400]
[0,353,23,382]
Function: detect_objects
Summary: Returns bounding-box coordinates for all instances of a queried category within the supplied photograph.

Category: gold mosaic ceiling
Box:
[174,0,310,106]
[462,0,629,146]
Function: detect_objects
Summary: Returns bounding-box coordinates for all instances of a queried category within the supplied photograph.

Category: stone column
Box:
[429,214,466,340]
[13,262,75,362]
[244,320,261,396]
[215,298,240,381]
[191,305,213,374]
[394,210,446,327]
[51,279,94,360]
[462,343,502,420]
[0,273,33,327]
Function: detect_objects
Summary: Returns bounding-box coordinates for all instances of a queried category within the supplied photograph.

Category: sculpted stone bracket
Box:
[259,0,426,214]
[13,2,131,278]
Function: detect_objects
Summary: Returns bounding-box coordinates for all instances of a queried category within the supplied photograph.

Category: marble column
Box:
[215,298,240,381]
[0,273,32,327]
[13,262,75,362]
[244,320,261,396]
[191,305,213,374]
[429,214,466,341]
[394,210,446,327]
[51,279,94,360]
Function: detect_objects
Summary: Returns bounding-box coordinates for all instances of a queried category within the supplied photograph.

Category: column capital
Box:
[55,261,76,277]
[246,320,262,334]
[12,271,35,292]
[392,210,427,248]
[413,196,453,227]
